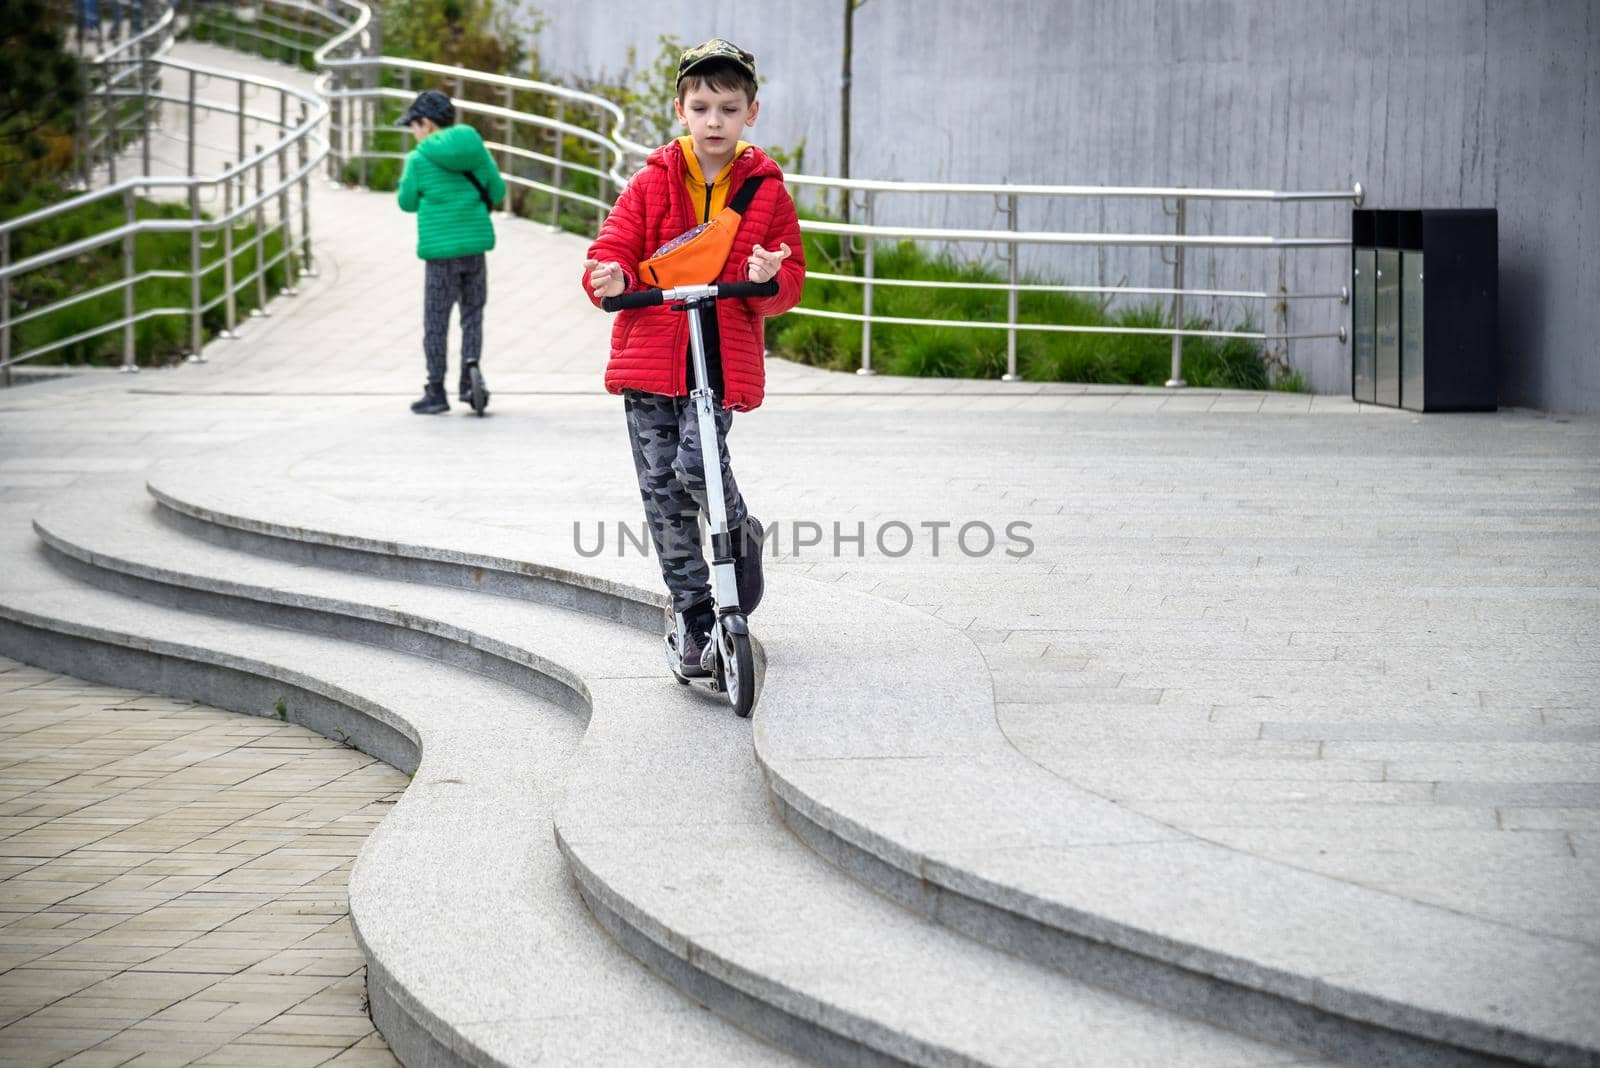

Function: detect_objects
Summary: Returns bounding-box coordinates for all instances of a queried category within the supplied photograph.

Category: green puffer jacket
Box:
[397,124,508,260]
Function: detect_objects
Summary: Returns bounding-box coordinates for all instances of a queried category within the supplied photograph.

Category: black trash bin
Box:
[1352,207,1497,411]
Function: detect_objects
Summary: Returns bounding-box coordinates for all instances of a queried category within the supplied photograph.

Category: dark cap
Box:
[396,89,453,127]
[676,38,756,83]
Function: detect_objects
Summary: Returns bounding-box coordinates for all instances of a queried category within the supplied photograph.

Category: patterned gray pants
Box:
[423,254,486,385]
[623,389,748,613]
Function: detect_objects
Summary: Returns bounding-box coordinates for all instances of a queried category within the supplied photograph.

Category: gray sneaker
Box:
[677,601,715,678]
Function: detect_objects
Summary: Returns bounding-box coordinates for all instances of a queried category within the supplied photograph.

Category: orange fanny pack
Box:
[639,177,765,288]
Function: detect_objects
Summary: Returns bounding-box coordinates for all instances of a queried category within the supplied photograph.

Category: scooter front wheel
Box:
[722,628,755,718]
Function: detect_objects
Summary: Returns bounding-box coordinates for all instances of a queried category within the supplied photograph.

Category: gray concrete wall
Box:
[527,1,1600,412]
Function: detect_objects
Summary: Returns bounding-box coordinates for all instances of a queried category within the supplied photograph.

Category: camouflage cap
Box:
[676,38,757,83]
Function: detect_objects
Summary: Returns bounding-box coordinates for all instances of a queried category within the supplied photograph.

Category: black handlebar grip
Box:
[601,290,666,312]
[716,279,780,300]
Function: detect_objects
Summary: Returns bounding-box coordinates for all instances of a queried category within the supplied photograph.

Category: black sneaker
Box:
[410,382,448,414]
[734,515,765,615]
[677,600,715,678]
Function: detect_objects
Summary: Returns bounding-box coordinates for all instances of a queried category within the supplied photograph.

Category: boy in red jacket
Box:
[584,38,805,678]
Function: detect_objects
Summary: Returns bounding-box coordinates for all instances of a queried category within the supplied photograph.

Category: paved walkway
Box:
[0,656,402,1068]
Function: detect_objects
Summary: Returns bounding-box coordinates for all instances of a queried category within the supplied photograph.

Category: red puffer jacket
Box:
[583,141,805,411]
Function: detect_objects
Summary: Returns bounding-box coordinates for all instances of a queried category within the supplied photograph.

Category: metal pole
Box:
[358,60,370,187]
[188,183,204,361]
[1275,248,1289,377]
[105,69,118,185]
[253,146,269,314]
[77,5,91,188]
[550,99,565,227]
[328,65,341,182]
[857,189,876,376]
[278,93,296,293]
[298,103,315,276]
[221,169,237,337]
[186,67,197,176]
[501,83,513,194]
[1166,196,1187,388]
[1003,191,1020,381]
[1,232,11,388]
[139,43,151,175]
[121,187,137,371]
[236,78,246,176]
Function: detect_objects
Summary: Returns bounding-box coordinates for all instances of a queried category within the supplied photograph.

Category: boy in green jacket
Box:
[396,90,507,414]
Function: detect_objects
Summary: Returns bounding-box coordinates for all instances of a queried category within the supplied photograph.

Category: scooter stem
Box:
[683,299,739,613]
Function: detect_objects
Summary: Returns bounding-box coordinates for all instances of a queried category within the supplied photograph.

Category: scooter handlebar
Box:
[600,278,778,313]
[712,279,780,301]
[600,290,665,312]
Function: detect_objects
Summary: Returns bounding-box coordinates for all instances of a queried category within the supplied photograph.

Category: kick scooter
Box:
[464,362,488,416]
[602,278,777,718]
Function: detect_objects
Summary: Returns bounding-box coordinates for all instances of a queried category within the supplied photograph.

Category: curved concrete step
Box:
[0,517,789,1066]
[30,480,1327,1066]
[141,447,1600,1067]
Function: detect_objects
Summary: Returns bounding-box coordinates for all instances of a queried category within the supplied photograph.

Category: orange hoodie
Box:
[678,135,754,223]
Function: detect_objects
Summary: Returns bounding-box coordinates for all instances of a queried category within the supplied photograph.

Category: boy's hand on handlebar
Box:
[747,243,792,284]
[584,258,625,299]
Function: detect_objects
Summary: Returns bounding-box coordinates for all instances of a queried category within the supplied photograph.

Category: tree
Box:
[839,0,869,226]
[0,0,82,205]
[381,0,531,77]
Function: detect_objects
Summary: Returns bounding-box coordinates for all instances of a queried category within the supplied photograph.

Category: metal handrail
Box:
[12,0,1361,391]
[786,173,1364,204]
[316,55,646,217]
[294,0,1358,387]
[797,219,1348,250]
[2,1,329,382]
[780,187,1357,381]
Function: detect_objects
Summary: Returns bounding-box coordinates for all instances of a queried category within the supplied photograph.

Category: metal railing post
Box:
[1,232,11,388]
[105,70,118,185]
[298,102,316,276]
[328,64,342,182]
[77,26,91,188]
[221,168,237,337]
[501,83,513,184]
[235,77,246,175]
[186,67,197,176]
[550,98,565,227]
[278,94,297,293]
[857,189,876,376]
[188,183,204,361]
[357,60,370,187]
[1003,190,1020,381]
[1166,196,1187,388]
[121,187,137,371]
[253,146,269,314]
[139,44,151,175]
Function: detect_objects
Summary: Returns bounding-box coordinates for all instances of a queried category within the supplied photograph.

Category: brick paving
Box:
[0,656,402,1068]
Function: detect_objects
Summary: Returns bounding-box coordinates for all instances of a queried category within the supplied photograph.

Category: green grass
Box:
[767,223,1302,390]
[6,184,292,367]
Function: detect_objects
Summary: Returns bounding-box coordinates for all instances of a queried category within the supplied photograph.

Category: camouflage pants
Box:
[623,388,748,613]
[422,253,486,386]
